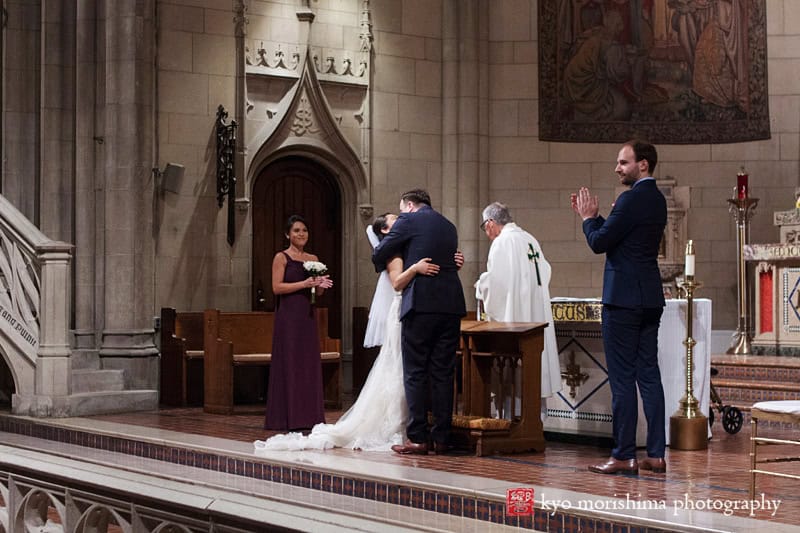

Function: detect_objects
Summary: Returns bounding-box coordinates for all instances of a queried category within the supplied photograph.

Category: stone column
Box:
[73,0,100,353]
[98,0,158,388]
[1,0,41,220]
[35,243,74,383]
[38,0,76,243]
[15,242,74,417]
[442,0,486,304]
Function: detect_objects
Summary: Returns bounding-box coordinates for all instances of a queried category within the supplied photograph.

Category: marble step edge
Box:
[0,414,764,533]
[712,378,800,392]
[712,391,800,408]
[710,355,800,368]
[0,441,444,533]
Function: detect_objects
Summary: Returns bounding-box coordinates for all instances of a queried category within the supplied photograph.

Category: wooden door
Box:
[251,157,342,338]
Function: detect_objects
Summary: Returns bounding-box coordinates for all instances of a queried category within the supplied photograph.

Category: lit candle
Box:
[737,167,748,200]
[685,240,695,278]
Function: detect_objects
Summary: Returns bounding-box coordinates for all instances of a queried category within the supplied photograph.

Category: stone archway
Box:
[251,155,343,338]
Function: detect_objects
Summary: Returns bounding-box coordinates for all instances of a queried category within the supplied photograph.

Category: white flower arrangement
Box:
[303,261,328,276]
[303,261,328,303]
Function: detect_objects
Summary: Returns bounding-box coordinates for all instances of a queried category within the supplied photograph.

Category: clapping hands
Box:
[571,187,599,220]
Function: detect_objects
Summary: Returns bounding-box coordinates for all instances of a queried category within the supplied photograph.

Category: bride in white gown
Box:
[254,214,441,452]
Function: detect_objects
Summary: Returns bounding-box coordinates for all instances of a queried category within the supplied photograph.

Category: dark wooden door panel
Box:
[252,157,342,338]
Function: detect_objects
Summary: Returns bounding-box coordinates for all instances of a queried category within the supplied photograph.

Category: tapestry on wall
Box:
[539,0,769,144]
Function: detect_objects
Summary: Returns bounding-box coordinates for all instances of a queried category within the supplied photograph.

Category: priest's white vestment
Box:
[475,223,562,398]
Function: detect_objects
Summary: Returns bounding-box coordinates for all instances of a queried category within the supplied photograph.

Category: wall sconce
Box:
[153,163,185,194]
[216,105,238,245]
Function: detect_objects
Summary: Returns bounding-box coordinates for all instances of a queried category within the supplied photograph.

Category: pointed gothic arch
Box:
[245,50,370,348]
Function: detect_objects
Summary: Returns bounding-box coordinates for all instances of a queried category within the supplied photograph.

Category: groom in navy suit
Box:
[571,140,668,475]
[373,189,466,454]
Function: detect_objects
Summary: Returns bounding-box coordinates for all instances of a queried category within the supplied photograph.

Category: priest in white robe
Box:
[475,202,562,415]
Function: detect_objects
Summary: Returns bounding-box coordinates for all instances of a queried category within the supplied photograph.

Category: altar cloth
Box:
[546,298,712,446]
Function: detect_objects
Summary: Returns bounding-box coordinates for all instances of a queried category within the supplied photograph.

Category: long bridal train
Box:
[254,294,408,452]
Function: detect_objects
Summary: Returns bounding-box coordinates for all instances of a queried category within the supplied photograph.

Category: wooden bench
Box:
[203,307,341,415]
[160,308,205,406]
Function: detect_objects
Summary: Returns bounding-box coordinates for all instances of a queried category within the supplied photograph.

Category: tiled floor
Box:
[83,405,800,528]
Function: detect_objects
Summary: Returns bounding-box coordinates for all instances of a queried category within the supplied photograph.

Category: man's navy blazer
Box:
[582,178,667,309]
[372,205,466,320]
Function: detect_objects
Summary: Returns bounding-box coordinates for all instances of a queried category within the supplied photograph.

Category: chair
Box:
[749,400,800,499]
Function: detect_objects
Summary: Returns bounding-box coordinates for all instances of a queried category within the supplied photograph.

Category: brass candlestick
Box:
[726,196,758,355]
[670,242,708,450]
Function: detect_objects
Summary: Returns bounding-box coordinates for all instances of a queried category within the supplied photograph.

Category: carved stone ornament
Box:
[289,91,320,137]
[774,209,800,226]
[358,204,374,220]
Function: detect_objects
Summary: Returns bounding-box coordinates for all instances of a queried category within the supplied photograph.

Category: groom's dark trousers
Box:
[373,204,466,446]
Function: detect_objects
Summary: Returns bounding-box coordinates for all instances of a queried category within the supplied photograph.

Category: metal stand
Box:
[726,197,758,355]
[670,276,708,450]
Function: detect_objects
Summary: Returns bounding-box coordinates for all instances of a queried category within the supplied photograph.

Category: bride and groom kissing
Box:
[254,188,465,454]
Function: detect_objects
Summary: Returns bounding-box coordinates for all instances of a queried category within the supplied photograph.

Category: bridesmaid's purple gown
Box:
[265,252,325,430]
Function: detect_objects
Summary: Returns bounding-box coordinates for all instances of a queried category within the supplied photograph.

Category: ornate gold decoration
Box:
[561,352,588,400]
[551,301,602,323]
[670,246,708,451]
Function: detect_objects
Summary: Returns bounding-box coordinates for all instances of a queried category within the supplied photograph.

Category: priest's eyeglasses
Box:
[480,218,492,231]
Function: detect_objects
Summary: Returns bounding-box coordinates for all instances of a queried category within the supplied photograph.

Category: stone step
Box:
[710,355,800,383]
[711,364,800,383]
[70,349,101,370]
[66,390,159,416]
[71,369,127,393]
[712,378,800,406]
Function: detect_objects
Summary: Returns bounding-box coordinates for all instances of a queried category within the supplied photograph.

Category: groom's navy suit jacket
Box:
[372,205,466,320]
[582,178,666,309]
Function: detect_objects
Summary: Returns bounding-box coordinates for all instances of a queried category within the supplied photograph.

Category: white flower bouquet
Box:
[303,261,328,303]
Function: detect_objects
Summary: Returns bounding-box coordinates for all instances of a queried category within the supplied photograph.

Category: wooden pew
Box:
[159,308,205,406]
[203,308,341,415]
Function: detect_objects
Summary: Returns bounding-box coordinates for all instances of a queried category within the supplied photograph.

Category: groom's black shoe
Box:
[391,440,429,455]
[432,442,453,455]
[432,442,470,456]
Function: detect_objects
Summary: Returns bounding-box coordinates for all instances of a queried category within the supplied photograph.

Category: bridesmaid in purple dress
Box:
[265,215,333,431]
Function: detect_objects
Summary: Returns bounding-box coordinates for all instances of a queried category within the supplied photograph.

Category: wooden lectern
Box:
[458,320,547,455]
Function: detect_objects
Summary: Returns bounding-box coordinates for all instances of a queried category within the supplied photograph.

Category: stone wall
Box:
[152,0,800,331]
[484,0,800,329]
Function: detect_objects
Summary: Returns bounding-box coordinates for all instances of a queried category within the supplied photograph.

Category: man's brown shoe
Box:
[640,457,666,473]
[588,457,638,475]
[391,440,429,455]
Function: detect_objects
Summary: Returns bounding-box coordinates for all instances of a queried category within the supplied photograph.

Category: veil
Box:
[363,225,394,348]
[366,224,381,249]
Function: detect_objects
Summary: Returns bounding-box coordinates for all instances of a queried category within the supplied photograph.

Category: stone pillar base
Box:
[100,329,159,389]
[12,394,72,417]
[13,390,158,418]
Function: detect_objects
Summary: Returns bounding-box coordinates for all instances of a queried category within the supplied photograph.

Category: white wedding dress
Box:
[254,290,408,452]
[363,225,393,348]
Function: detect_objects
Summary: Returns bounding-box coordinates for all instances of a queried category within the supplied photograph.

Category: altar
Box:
[546,298,712,446]
[747,208,800,354]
